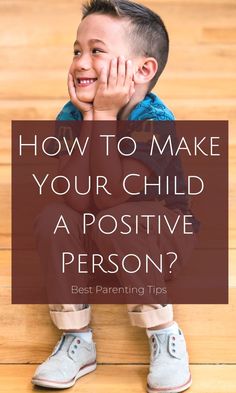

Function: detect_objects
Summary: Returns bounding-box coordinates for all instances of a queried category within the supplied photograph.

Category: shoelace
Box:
[150,335,160,361]
[51,334,80,357]
[150,332,179,361]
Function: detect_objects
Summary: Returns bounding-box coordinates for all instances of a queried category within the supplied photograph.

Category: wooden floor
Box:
[0,0,236,391]
[0,365,236,393]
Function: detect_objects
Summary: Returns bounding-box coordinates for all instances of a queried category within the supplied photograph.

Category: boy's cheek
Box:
[68,62,74,73]
[68,65,76,81]
[94,55,116,71]
[94,60,108,75]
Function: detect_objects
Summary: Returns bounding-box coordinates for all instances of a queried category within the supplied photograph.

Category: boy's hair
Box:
[82,0,169,91]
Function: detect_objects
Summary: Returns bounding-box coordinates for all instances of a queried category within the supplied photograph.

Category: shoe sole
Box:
[32,361,97,389]
[147,374,192,393]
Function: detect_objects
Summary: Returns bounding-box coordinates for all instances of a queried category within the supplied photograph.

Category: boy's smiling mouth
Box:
[76,78,97,87]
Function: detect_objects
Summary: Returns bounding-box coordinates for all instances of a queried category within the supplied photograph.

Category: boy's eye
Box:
[92,48,104,54]
[73,48,105,56]
[73,49,81,56]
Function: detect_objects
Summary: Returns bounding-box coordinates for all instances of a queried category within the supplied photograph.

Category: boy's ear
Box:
[133,57,158,85]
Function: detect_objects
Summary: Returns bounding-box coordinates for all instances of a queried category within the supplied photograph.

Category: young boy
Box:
[32,1,197,392]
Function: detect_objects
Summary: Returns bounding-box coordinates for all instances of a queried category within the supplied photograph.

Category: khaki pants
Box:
[48,304,173,330]
[35,201,196,330]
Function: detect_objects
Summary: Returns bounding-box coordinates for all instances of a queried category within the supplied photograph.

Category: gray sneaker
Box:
[32,333,97,389]
[147,327,192,393]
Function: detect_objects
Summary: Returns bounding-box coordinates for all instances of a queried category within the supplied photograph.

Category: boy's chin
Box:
[76,91,95,104]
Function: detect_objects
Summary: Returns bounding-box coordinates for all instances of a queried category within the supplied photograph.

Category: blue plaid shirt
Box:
[56,92,175,121]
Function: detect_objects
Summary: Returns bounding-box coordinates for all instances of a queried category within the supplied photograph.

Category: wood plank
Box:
[2,0,236,4]
[0,287,235,363]
[0,365,236,393]
[0,47,71,70]
[158,75,236,99]
[168,44,236,73]
[202,28,236,43]
[0,166,10,249]
[0,70,67,100]
[0,250,11,286]
[0,1,236,46]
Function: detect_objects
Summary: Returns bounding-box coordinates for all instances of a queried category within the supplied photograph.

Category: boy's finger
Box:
[98,66,108,89]
[117,56,126,86]
[67,73,77,102]
[108,58,118,88]
[124,60,133,88]
[129,80,135,99]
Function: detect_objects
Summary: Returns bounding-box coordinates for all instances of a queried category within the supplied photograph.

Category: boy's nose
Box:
[74,54,91,71]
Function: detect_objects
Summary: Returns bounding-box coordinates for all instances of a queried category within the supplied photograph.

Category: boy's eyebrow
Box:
[73,38,107,46]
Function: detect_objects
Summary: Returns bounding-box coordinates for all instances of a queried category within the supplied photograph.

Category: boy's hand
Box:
[68,73,93,120]
[93,57,135,120]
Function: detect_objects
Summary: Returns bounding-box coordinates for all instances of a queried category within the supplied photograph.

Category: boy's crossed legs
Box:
[32,201,193,393]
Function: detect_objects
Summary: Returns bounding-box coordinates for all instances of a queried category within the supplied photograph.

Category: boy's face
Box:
[70,14,135,103]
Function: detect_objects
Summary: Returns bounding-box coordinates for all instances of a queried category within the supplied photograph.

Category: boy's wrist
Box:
[93,110,117,121]
[83,110,93,121]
